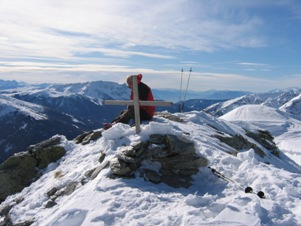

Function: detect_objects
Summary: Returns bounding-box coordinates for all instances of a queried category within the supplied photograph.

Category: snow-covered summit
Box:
[1,80,301,225]
[1,111,301,226]
[220,104,289,123]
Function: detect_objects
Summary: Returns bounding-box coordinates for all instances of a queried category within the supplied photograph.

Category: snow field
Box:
[1,111,301,225]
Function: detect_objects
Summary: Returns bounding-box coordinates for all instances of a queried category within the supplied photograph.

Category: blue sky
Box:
[0,0,301,92]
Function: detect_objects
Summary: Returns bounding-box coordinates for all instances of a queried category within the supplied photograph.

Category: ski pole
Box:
[208,167,266,199]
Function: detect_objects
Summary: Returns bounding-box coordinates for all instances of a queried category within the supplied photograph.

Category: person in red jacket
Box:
[104,74,155,129]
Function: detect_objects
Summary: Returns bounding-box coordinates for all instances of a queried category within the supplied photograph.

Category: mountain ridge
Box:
[0,110,300,225]
[1,79,301,164]
[0,80,246,163]
[0,79,301,225]
[205,88,301,117]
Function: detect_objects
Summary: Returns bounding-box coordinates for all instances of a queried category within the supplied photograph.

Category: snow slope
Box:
[220,104,301,165]
[1,111,301,226]
[280,93,301,116]
[0,94,47,120]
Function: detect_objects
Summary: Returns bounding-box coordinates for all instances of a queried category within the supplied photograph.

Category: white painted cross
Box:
[104,75,173,133]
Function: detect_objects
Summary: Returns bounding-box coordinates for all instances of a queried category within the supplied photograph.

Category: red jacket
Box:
[130,81,155,118]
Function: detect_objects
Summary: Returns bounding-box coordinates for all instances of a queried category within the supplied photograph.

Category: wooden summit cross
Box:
[104,75,173,133]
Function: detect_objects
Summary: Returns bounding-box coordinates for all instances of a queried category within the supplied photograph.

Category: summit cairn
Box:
[96,134,208,188]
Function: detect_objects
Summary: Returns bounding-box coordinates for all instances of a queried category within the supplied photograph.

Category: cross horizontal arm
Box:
[104,100,173,107]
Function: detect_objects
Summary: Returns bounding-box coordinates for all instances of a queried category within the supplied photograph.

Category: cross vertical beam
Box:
[132,76,141,133]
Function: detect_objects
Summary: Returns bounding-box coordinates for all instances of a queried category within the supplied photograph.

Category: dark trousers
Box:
[112,107,151,124]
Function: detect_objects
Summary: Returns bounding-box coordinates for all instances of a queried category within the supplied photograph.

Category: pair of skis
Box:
[208,167,266,199]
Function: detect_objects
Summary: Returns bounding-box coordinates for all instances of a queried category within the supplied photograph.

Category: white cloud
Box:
[238,62,273,72]
[239,62,268,67]
[0,0,266,61]
[0,0,300,92]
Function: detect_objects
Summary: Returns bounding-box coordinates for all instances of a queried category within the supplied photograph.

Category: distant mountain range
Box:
[0,80,129,162]
[204,88,301,117]
[0,79,300,163]
[152,89,251,102]
[0,80,27,90]
[0,79,250,102]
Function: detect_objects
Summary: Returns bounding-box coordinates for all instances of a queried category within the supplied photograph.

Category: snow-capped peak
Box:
[220,104,289,122]
[279,93,301,116]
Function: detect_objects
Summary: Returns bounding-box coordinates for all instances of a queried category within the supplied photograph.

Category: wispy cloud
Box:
[238,62,272,72]
[238,62,268,67]
[0,0,300,92]
[0,0,266,61]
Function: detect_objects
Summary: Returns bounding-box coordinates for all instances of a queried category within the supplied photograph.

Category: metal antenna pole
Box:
[178,68,183,112]
[182,67,192,112]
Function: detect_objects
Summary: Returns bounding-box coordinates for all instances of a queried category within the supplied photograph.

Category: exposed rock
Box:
[107,134,208,188]
[74,131,93,144]
[0,212,33,226]
[214,134,264,157]
[44,181,79,207]
[141,169,161,184]
[27,136,66,169]
[246,130,280,157]
[74,130,103,145]
[98,151,106,163]
[163,134,195,155]
[214,129,279,158]
[110,157,140,176]
[46,187,58,198]
[60,181,78,196]
[45,200,57,209]
[158,154,207,171]
[90,161,109,180]
[148,134,166,144]
[0,153,38,203]
[155,112,185,123]
[84,151,107,181]
[0,136,66,203]
[0,204,14,216]
[46,182,78,202]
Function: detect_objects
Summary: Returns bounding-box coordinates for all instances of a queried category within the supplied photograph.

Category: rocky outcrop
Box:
[0,153,37,204]
[0,136,66,203]
[214,129,280,158]
[0,132,207,226]
[73,130,102,145]
[246,130,279,157]
[92,134,208,188]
